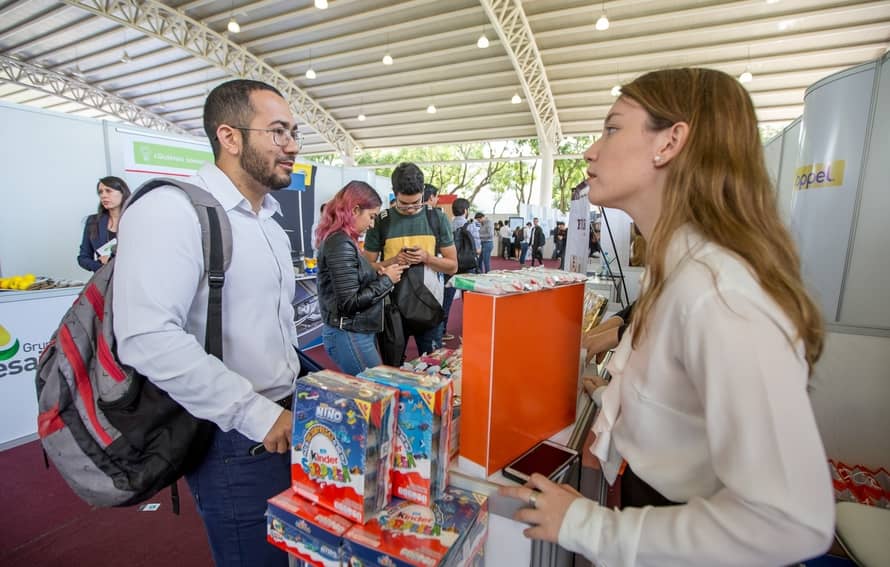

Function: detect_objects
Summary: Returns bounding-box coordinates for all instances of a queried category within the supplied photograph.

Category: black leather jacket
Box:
[317,230,393,333]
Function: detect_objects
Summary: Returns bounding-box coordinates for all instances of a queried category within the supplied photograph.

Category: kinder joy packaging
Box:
[342,486,488,567]
[358,366,453,506]
[292,370,398,523]
[266,488,353,567]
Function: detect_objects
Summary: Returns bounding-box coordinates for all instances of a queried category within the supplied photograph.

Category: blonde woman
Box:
[500,68,834,566]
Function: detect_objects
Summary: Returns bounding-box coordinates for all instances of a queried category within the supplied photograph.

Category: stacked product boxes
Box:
[266,489,354,567]
[357,366,453,506]
[291,370,399,523]
[268,367,486,567]
[342,486,488,567]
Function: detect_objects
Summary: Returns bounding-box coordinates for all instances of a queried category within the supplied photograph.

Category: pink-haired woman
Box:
[315,181,406,375]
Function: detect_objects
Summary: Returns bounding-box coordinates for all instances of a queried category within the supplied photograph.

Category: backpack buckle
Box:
[208,271,226,288]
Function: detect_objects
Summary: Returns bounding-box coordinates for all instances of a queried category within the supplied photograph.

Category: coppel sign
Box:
[794,160,846,192]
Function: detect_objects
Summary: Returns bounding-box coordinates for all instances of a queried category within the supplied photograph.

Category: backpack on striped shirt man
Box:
[35,178,231,510]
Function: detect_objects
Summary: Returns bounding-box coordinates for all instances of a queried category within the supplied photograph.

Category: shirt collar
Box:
[194,163,283,218]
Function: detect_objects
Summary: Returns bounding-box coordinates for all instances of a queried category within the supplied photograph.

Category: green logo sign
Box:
[0,324,20,361]
[133,141,212,171]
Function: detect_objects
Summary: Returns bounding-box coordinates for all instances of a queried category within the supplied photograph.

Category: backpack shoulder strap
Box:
[425,206,441,254]
[125,178,232,359]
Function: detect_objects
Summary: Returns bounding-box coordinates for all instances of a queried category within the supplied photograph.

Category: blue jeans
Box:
[322,324,382,375]
[404,320,440,358]
[519,242,529,264]
[479,240,493,273]
[186,426,291,567]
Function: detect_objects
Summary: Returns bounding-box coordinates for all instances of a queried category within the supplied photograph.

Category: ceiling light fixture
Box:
[610,64,621,97]
[610,84,622,97]
[315,0,328,9]
[120,50,131,64]
[358,113,366,121]
[427,104,437,114]
[511,93,521,104]
[382,35,393,65]
[595,1,610,31]
[227,16,240,33]
[305,49,316,79]
[739,46,753,84]
[477,26,489,49]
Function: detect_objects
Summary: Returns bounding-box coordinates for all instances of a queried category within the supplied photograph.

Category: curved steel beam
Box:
[61,0,358,158]
[0,54,189,135]
[479,0,562,146]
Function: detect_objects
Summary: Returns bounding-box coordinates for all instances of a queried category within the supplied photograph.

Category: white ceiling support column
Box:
[61,0,358,157]
[538,139,554,209]
[0,54,188,135]
[479,0,562,149]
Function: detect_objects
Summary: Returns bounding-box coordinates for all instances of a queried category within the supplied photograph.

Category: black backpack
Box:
[453,223,478,274]
[35,179,227,512]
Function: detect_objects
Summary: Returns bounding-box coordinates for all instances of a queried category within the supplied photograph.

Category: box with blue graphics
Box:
[291,370,398,523]
[266,488,353,567]
[357,366,454,506]
[342,486,488,567]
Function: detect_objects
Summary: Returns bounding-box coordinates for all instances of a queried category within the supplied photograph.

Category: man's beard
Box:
[240,138,291,190]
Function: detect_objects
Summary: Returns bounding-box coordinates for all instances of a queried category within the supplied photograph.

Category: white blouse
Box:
[561,225,834,566]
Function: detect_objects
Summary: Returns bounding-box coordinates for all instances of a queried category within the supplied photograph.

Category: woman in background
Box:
[316,181,407,375]
[77,176,130,272]
[500,68,834,566]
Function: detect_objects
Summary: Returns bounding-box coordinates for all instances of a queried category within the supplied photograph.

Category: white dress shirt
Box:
[113,163,301,442]
[561,225,834,566]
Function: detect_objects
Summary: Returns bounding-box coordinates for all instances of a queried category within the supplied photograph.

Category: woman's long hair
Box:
[315,181,382,244]
[89,176,131,239]
[621,68,823,373]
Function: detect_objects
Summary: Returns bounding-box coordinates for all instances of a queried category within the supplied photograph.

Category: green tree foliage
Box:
[551,136,591,212]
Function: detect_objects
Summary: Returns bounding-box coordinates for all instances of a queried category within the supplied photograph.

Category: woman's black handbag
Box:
[394,264,444,330]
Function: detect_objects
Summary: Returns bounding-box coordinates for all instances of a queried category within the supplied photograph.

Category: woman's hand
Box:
[99,255,111,265]
[380,262,407,284]
[497,473,584,543]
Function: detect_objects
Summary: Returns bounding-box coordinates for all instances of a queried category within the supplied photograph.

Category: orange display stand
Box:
[459,283,584,477]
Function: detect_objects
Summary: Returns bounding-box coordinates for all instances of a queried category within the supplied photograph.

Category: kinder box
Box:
[266,489,353,567]
[342,486,488,567]
[292,370,399,523]
[358,366,453,506]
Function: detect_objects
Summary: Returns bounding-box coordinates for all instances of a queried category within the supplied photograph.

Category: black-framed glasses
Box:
[231,126,303,149]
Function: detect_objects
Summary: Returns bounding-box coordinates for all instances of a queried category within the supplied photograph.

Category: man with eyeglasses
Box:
[363,163,457,359]
[113,79,302,567]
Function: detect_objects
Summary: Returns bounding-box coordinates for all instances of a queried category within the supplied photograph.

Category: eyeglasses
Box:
[393,201,424,212]
[230,126,303,149]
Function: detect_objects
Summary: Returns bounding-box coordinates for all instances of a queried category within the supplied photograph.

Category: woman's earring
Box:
[653,155,662,165]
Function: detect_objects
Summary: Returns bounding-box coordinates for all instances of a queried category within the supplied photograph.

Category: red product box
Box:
[266,489,354,567]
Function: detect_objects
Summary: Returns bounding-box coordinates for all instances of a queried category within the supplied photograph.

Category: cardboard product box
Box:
[291,370,399,523]
[266,489,354,567]
[358,366,454,506]
[342,486,488,567]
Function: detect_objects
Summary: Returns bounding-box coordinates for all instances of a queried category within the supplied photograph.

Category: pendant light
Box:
[477,26,490,49]
[511,93,521,104]
[595,1,609,31]
[305,49,316,79]
[314,0,328,9]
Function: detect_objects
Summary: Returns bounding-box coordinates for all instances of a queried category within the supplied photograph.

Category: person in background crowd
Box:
[519,221,531,265]
[513,224,524,261]
[589,221,601,258]
[316,181,406,375]
[423,183,439,209]
[499,221,513,259]
[363,163,457,358]
[529,217,545,266]
[550,223,559,259]
[500,67,833,566]
[114,79,307,566]
[475,212,494,273]
[438,197,478,344]
[77,176,131,272]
